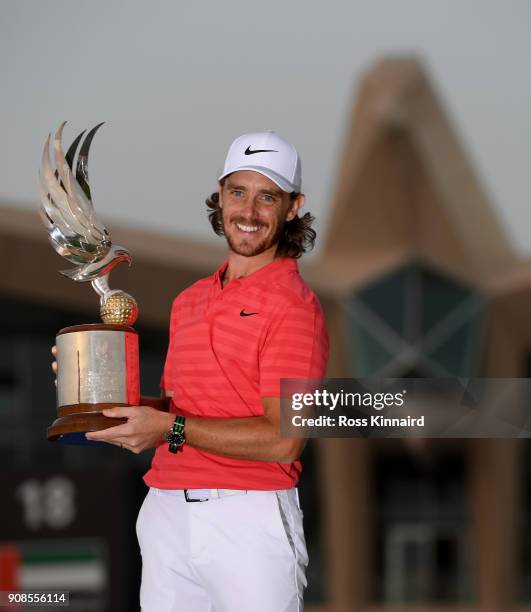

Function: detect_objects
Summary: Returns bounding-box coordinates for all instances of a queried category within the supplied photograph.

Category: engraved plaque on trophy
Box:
[38,123,140,443]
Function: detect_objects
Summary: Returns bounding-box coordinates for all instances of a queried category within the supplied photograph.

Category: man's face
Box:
[218,171,304,258]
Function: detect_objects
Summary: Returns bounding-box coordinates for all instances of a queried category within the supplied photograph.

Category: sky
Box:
[1,0,531,256]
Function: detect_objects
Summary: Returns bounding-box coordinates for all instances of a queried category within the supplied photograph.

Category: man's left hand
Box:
[85,406,175,454]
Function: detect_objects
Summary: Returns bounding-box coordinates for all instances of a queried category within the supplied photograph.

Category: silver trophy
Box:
[38,122,140,443]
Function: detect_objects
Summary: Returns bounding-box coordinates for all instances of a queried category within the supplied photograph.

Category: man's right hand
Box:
[51,345,57,386]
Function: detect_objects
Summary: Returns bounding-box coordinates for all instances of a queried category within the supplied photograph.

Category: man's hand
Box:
[85,406,176,454]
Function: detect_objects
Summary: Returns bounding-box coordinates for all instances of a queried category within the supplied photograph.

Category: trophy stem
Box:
[91,275,110,303]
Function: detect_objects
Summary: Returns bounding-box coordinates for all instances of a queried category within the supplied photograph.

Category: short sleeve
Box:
[160,297,180,390]
[259,299,329,398]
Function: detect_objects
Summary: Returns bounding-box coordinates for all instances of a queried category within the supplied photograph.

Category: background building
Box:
[2,57,531,611]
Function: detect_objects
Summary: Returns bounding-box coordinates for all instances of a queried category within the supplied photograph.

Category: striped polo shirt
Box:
[144,257,329,490]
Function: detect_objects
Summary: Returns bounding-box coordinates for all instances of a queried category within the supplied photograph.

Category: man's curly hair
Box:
[205,180,316,259]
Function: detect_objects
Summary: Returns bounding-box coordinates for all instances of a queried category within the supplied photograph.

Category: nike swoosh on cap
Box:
[244,146,278,155]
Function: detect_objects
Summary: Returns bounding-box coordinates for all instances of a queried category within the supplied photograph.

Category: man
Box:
[57,131,329,611]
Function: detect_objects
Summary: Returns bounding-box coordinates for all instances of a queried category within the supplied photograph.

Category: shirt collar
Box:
[213,257,298,288]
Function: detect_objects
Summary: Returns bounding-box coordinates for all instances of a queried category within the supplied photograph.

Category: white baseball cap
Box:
[218,131,302,193]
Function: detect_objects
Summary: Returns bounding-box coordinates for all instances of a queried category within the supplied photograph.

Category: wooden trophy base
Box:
[47,403,129,442]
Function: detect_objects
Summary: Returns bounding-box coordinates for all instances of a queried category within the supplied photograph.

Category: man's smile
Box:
[236,223,260,233]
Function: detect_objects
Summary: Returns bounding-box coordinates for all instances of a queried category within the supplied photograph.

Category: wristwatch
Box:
[166,415,186,453]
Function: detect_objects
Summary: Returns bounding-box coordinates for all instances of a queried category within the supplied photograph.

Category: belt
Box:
[181,488,248,502]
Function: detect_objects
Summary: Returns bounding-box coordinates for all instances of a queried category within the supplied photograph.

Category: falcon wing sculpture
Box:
[38,123,138,325]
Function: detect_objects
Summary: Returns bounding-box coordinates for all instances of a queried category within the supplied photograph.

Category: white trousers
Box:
[136,487,309,612]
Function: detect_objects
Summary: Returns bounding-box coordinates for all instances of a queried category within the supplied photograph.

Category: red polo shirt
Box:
[143,257,329,490]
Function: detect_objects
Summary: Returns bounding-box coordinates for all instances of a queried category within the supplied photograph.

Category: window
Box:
[344,263,485,377]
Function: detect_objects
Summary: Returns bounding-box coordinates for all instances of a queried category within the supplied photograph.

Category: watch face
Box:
[167,432,185,446]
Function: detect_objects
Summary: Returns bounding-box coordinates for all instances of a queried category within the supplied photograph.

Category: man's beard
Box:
[222,214,284,257]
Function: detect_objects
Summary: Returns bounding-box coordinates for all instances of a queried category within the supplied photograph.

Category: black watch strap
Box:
[166,415,186,453]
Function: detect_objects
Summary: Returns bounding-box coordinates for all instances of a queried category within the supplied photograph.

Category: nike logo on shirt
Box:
[240,310,258,317]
